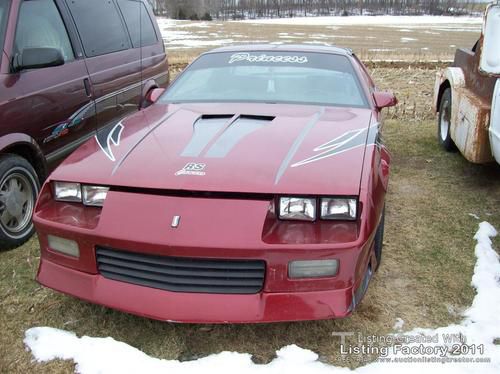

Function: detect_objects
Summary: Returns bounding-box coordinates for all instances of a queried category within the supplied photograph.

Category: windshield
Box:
[0,0,8,56]
[162,51,368,108]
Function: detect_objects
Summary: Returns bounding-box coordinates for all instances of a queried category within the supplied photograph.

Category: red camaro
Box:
[33,45,397,323]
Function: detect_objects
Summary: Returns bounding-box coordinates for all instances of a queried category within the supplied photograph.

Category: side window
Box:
[66,0,130,57]
[117,0,158,48]
[15,0,74,62]
[0,1,10,57]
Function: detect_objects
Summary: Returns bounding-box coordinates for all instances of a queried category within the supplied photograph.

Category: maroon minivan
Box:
[0,0,168,249]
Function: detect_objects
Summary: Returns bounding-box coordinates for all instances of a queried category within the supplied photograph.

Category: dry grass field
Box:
[1,18,499,373]
[160,17,482,64]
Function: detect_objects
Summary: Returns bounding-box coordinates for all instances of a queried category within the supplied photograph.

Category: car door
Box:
[4,0,96,164]
[65,0,142,129]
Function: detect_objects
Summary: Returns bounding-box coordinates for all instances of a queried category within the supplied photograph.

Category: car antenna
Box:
[140,1,144,105]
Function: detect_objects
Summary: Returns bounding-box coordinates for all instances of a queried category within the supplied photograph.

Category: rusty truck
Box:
[434,2,500,165]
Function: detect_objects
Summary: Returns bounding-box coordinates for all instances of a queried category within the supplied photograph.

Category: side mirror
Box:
[480,4,500,75]
[13,48,64,72]
[146,88,165,104]
[373,92,398,110]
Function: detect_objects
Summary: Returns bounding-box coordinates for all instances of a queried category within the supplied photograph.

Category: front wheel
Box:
[0,155,40,250]
[438,88,456,151]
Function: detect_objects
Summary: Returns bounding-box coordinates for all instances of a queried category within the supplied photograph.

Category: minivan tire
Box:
[0,154,40,250]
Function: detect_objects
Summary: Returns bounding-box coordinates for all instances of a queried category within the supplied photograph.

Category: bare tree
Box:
[160,0,476,20]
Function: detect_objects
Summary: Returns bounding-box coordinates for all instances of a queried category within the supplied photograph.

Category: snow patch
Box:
[158,18,233,49]
[167,39,234,48]
[393,318,405,331]
[369,48,395,52]
[24,223,500,374]
[240,15,482,27]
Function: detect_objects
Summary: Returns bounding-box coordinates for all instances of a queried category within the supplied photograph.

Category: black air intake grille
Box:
[95,247,265,294]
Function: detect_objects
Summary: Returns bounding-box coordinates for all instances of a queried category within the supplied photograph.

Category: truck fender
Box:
[433,67,466,112]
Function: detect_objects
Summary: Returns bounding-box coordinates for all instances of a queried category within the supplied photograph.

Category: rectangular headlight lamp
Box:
[53,182,82,202]
[82,185,109,207]
[320,198,357,220]
[289,259,339,279]
[279,197,316,221]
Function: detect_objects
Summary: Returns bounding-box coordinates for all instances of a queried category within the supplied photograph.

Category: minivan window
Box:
[118,0,158,48]
[0,1,9,56]
[14,0,74,62]
[66,0,130,58]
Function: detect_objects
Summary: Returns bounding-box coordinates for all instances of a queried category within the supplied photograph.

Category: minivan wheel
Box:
[438,88,456,152]
[0,155,40,250]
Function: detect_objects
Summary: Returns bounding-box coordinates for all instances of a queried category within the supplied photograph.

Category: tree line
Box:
[151,0,483,20]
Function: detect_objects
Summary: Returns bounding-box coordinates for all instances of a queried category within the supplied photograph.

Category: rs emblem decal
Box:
[95,122,124,162]
[175,163,206,176]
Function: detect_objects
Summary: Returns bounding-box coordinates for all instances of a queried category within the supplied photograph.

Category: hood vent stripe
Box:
[180,114,275,159]
[205,115,274,158]
[274,107,325,185]
[181,115,233,157]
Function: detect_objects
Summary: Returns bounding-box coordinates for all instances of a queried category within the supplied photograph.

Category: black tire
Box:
[0,154,40,250]
[374,207,385,272]
[438,88,456,152]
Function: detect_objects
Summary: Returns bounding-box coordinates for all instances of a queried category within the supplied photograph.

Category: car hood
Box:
[53,103,374,196]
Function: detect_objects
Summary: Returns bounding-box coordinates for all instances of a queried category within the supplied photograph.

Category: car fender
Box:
[356,126,389,287]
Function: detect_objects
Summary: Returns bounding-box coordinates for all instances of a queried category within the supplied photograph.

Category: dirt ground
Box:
[1,20,499,373]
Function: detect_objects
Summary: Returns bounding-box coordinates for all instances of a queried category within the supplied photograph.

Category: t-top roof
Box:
[205,44,353,56]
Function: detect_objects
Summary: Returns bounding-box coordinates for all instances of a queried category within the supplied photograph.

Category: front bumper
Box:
[34,188,374,323]
[38,258,354,323]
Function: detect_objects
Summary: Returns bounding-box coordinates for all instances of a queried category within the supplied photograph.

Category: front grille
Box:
[95,247,265,294]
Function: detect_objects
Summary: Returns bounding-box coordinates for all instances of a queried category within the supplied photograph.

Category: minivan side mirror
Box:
[373,92,398,110]
[480,4,500,75]
[12,48,64,72]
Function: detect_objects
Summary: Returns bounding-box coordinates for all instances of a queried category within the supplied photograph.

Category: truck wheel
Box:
[374,207,385,272]
[438,88,456,151]
[0,155,40,250]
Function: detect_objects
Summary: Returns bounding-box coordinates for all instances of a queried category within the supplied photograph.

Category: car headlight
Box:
[82,185,109,207]
[53,182,81,202]
[320,198,357,220]
[279,197,316,221]
[53,182,109,207]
